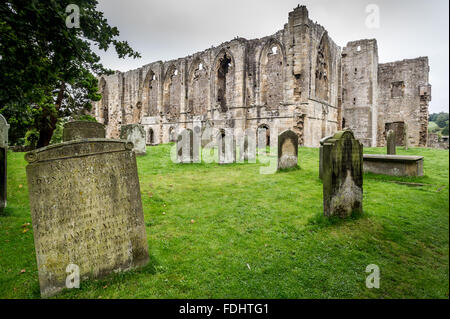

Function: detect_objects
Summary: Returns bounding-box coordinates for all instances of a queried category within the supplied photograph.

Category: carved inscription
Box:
[26,140,149,297]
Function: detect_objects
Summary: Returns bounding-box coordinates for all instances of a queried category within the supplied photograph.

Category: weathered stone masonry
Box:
[93,5,431,148]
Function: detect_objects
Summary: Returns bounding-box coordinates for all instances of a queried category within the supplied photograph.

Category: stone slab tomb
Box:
[176,129,194,163]
[63,121,106,142]
[386,129,396,155]
[0,114,10,214]
[277,130,299,170]
[322,129,363,218]
[363,154,424,177]
[25,139,149,297]
[120,124,147,156]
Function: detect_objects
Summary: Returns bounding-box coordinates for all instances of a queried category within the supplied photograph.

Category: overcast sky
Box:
[95,0,449,113]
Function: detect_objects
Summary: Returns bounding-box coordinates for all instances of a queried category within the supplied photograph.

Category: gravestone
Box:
[63,121,106,142]
[25,139,149,297]
[386,129,396,155]
[120,124,146,156]
[176,129,194,163]
[218,130,236,164]
[322,129,363,218]
[277,130,299,170]
[319,135,333,179]
[0,114,10,214]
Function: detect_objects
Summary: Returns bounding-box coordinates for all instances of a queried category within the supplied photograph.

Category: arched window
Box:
[260,41,284,108]
[215,50,234,112]
[163,65,181,117]
[144,70,158,116]
[315,34,331,102]
[188,59,209,115]
[148,128,154,145]
[99,78,109,125]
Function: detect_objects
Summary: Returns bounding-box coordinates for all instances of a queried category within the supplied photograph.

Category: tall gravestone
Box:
[63,121,106,142]
[319,135,333,179]
[120,124,147,156]
[322,129,363,218]
[25,139,149,297]
[218,130,236,164]
[176,129,194,163]
[0,114,10,214]
[386,129,396,155]
[277,130,299,170]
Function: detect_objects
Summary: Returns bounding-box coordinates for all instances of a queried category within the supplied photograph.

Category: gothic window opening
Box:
[163,66,181,118]
[215,51,234,112]
[261,41,284,108]
[315,34,331,102]
[144,70,158,116]
[188,59,209,115]
[99,78,109,125]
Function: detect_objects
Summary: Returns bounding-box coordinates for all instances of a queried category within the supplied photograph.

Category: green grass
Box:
[0,145,448,299]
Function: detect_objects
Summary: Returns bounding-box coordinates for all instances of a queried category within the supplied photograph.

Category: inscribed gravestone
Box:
[176,129,194,163]
[322,129,363,218]
[386,129,396,155]
[0,114,10,214]
[120,124,147,156]
[63,121,106,142]
[277,130,299,170]
[25,139,149,297]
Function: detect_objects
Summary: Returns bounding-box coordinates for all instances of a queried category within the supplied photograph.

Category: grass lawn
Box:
[0,145,448,299]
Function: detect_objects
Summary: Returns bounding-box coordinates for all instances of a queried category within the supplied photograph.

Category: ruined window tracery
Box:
[215,51,234,112]
[315,34,331,102]
[163,65,181,118]
[188,59,209,116]
[260,41,284,109]
[143,70,158,116]
[99,78,109,125]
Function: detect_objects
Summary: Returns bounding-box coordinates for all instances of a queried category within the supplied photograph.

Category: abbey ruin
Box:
[92,5,431,148]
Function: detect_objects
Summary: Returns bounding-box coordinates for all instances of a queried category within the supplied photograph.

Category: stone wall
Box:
[377,57,431,147]
[93,6,341,148]
[341,39,378,147]
[93,6,431,148]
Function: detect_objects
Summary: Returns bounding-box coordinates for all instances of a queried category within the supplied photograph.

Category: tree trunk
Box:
[36,82,65,148]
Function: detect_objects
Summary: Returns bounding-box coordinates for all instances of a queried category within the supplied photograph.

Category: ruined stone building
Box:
[92,5,431,148]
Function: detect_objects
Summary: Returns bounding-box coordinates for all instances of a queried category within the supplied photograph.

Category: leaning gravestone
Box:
[322,129,363,218]
[63,121,106,142]
[0,114,10,214]
[25,139,149,297]
[120,124,146,156]
[176,129,194,163]
[386,129,396,155]
[277,130,299,170]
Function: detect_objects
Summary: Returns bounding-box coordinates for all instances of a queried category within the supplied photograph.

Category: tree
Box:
[0,0,140,147]
[435,113,449,129]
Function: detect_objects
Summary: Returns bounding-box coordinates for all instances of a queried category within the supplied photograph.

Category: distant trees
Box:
[429,112,449,136]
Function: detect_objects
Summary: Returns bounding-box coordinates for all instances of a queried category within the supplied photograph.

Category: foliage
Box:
[1,146,448,298]
[0,0,140,147]
[76,114,98,122]
[429,112,450,137]
[49,119,66,145]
